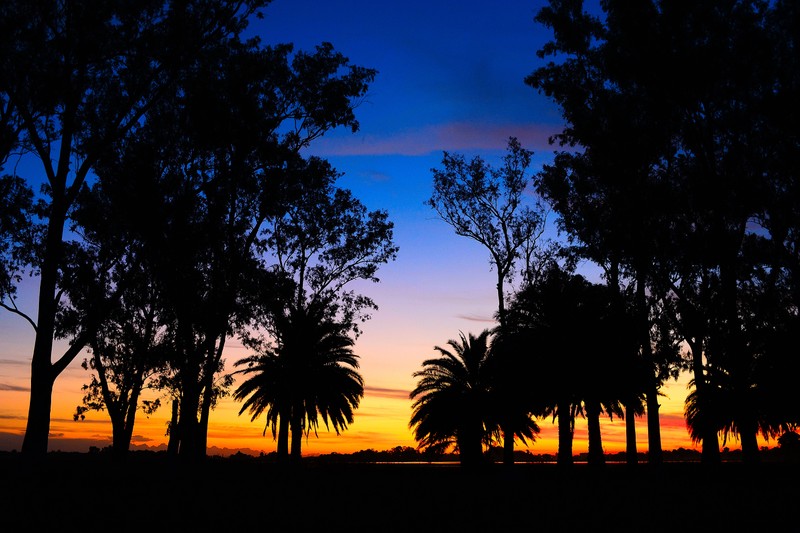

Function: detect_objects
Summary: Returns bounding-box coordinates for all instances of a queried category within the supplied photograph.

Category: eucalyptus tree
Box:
[526,0,787,465]
[57,228,170,460]
[427,136,552,465]
[0,0,271,457]
[264,155,398,336]
[527,0,687,465]
[505,263,639,467]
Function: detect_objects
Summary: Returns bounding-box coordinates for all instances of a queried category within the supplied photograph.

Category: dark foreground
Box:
[1,452,798,532]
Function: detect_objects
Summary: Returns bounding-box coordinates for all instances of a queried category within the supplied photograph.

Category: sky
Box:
[0,0,742,457]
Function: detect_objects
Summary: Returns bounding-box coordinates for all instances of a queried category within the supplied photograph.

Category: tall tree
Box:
[527,0,790,465]
[0,0,270,457]
[427,136,551,465]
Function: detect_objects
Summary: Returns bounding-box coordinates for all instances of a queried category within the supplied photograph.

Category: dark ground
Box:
[1,452,798,532]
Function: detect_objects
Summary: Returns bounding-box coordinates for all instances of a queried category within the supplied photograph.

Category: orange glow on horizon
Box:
[2,368,774,458]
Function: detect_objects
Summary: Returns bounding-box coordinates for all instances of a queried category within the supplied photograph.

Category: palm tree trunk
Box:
[740,419,760,464]
[502,426,514,466]
[277,412,290,458]
[557,402,573,468]
[624,402,638,465]
[290,413,302,460]
[586,399,605,466]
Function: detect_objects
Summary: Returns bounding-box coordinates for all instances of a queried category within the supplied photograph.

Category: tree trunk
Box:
[557,402,573,468]
[177,360,202,460]
[624,402,638,465]
[458,422,484,467]
[290,413,302,461]
[502,426,514,466]
[635,273,662,465]
[167,398,180,457]
[198,335,226,456]
[496,274,515,466]
[740,419,760,464]
[21,201,67,457]
[645,385,663,465]
[586,399,605,466]
[689,338,721,465]
[277,413,290,458]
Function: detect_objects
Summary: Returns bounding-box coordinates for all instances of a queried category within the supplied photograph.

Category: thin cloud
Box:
[364,386,411,400]
[312,121,562,156]
[0,358,29,366]
[455,314,495,323]
[0,382,28,392]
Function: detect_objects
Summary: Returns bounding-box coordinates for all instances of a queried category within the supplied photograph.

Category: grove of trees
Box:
[0,0,396,462]
[412,0,799,467]
[2,0,798,471]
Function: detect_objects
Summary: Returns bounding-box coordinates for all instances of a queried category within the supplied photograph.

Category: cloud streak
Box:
[455,314,495,323]
[0,358,29,366]
[0,382,28,392]
[312,121,563,157]
[364,386,411,401]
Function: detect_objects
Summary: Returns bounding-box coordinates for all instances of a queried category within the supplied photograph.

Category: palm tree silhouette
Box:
[233,301,364,460]
[410,329,520,466]
[233,347,292,456]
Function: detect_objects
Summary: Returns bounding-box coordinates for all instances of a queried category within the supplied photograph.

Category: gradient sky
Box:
[0,0,747,456]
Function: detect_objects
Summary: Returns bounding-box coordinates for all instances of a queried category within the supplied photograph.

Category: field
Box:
[2,452,798,532]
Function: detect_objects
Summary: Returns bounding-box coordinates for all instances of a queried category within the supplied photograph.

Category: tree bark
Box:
[21,198,67,456]
[557,402,573,468]
[624,402,638,465]
[586,399,605,466]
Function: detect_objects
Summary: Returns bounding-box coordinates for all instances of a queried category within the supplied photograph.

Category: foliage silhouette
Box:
[527,0,800,465]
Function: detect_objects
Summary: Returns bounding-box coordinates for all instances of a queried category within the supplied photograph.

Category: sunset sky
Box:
[0,0,755,457]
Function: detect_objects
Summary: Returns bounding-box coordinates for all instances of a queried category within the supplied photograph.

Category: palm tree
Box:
[233,302,364,461]
[409,330,494,466]
[409,329,539,466]
[285,305,364,458]
[233,348,292,457]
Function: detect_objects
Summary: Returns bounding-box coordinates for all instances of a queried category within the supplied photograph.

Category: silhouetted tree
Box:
[427,137,552,465]
[234,300,364,461]
[61,248,169,460]
[527,0,794,465]
[505,263,641,467]
[528,0,687,465]
[263,155,398,338]
[409,330,497,467]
